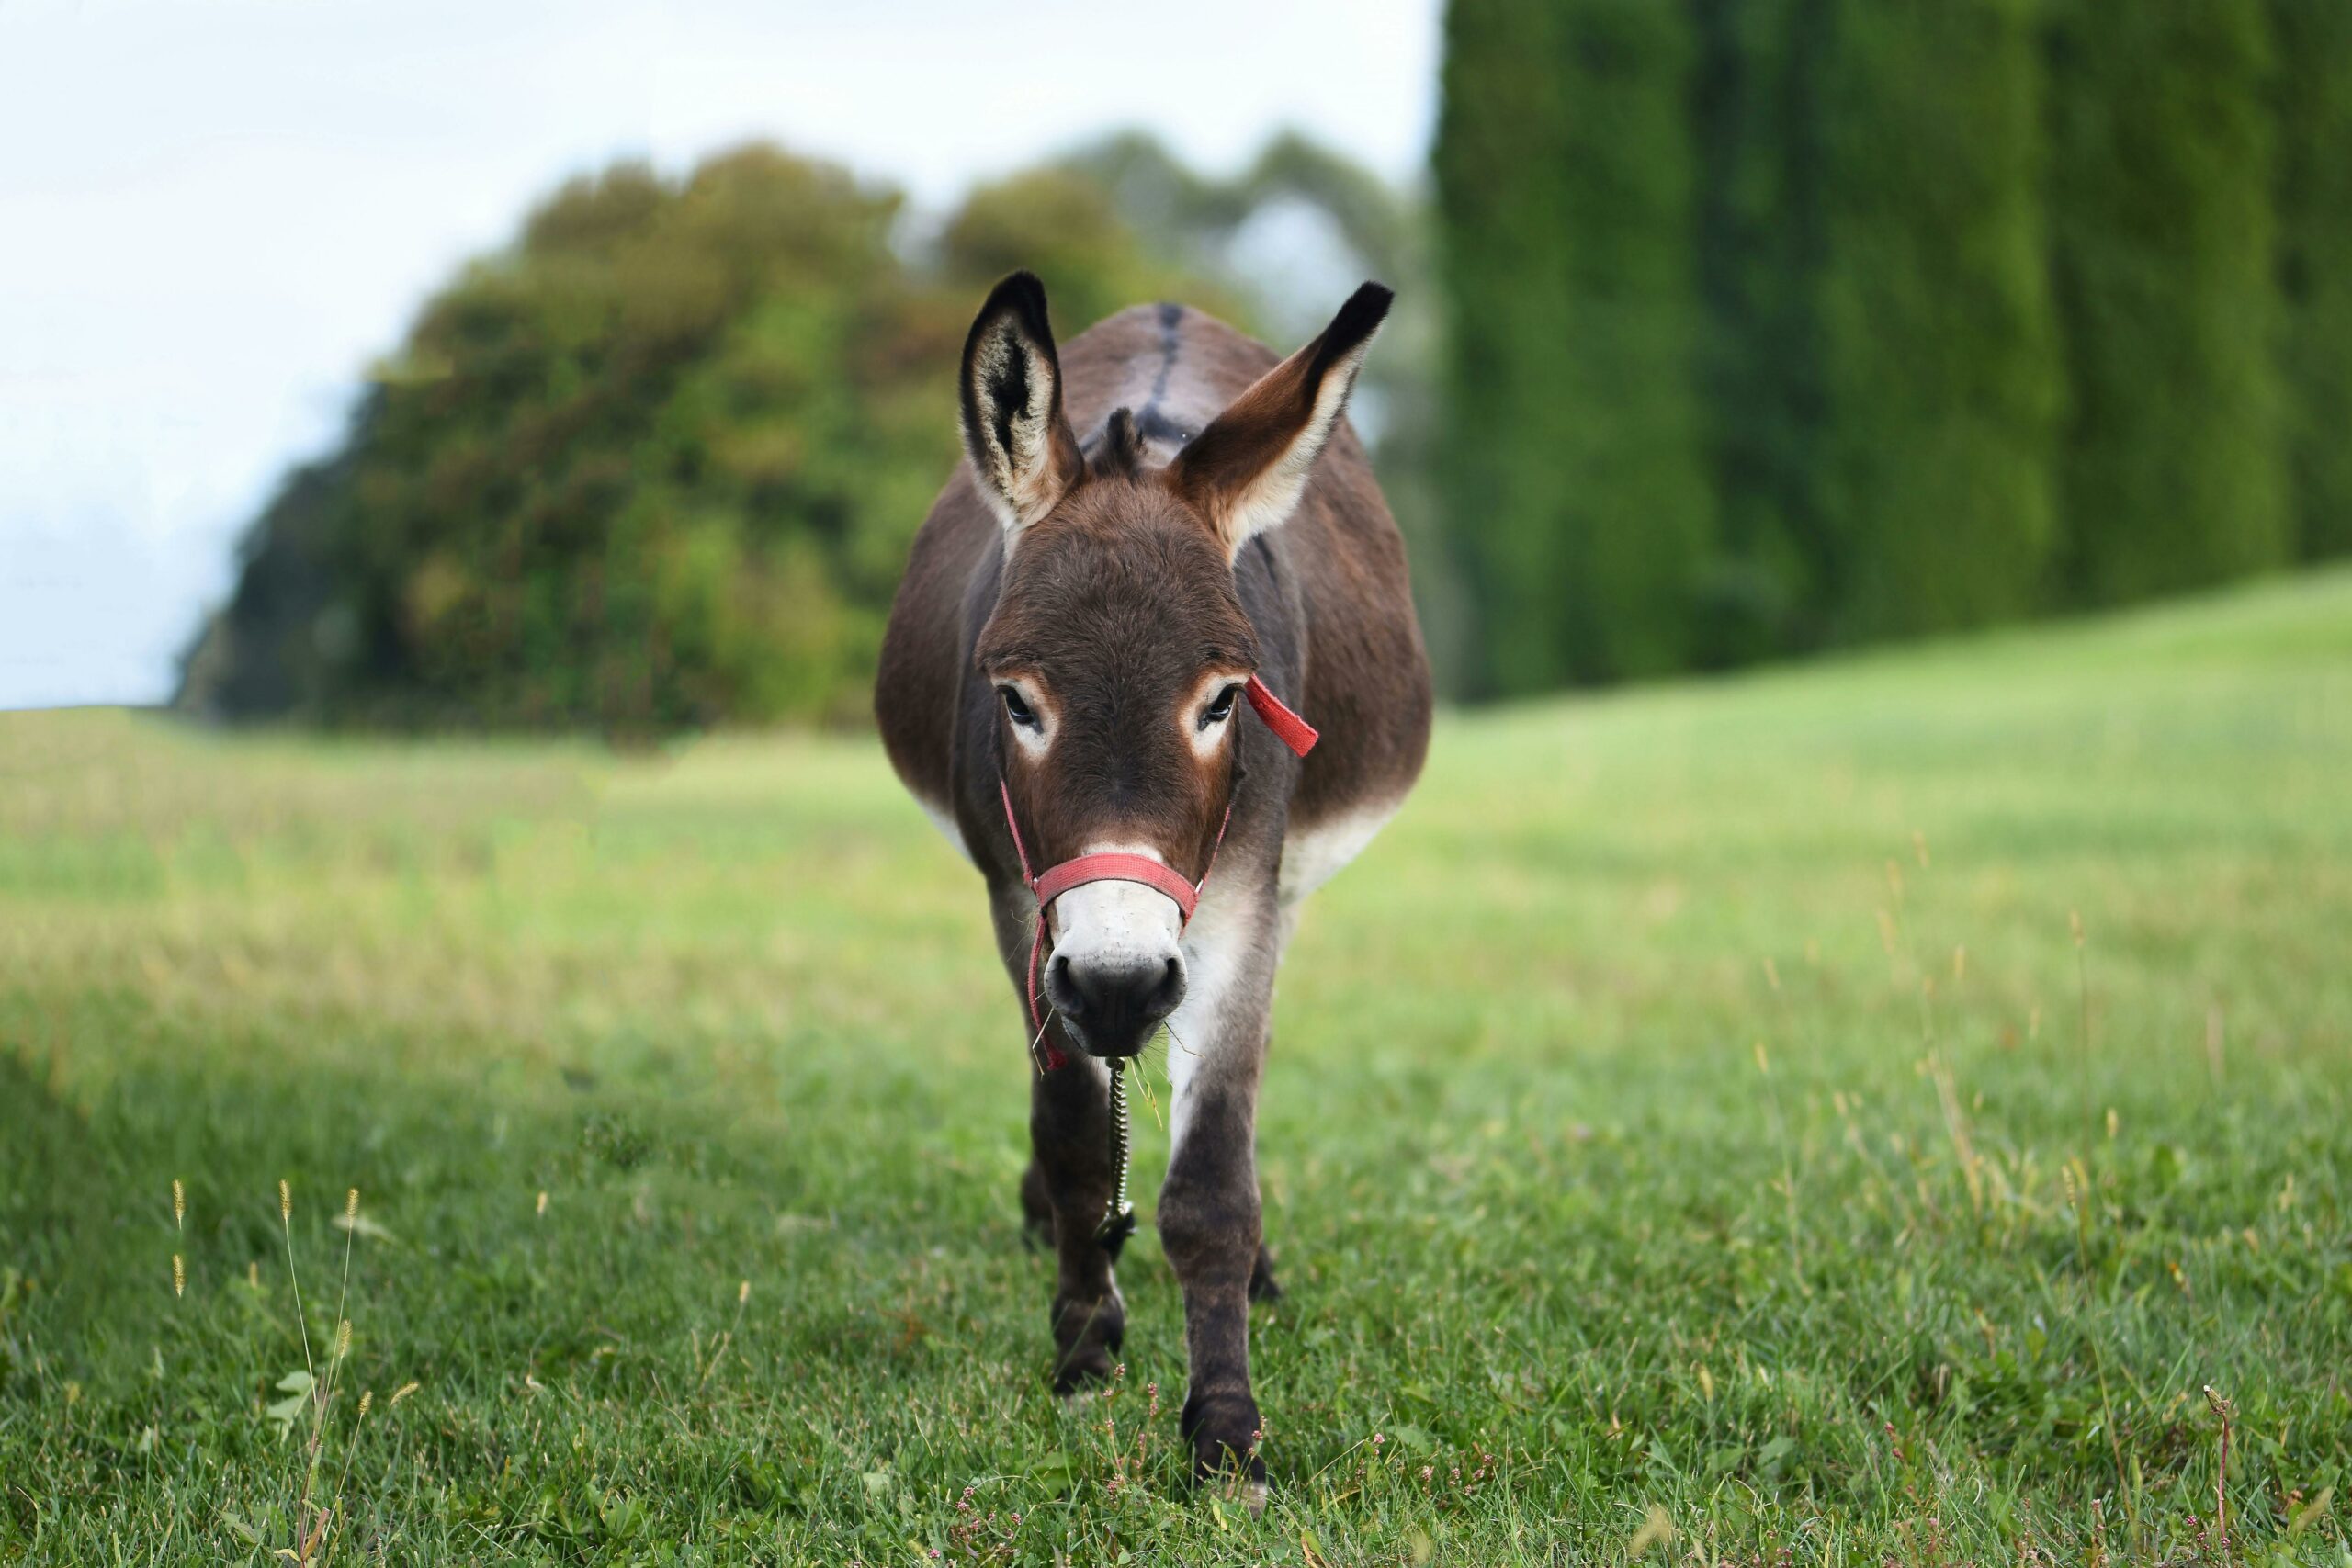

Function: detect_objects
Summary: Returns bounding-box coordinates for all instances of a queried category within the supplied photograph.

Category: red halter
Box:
[1002,673,1317,1070]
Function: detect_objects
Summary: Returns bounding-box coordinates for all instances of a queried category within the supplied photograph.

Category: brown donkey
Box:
[876,272,1430,1491]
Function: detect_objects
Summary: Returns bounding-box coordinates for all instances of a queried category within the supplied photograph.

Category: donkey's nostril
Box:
[1047,954,1084,1018]
[1146,955,1183,1014]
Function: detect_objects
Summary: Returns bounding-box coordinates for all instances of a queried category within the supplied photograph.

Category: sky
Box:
[0,0,1442,710]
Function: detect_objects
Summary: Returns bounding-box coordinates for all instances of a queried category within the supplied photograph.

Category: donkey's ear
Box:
[960,272,1085,539]
[1167,282,1392,559]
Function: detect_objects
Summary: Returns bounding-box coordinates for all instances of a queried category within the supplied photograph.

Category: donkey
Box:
[876,272,1430,1489]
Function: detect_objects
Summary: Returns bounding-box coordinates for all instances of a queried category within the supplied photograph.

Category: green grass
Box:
[5,572,2350,1565]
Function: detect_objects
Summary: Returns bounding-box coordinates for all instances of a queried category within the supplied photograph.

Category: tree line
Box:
[179,137,1437,731]
[1436,0,2352,694]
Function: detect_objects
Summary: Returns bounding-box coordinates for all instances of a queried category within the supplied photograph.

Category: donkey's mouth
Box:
[1045,951,1185,1059]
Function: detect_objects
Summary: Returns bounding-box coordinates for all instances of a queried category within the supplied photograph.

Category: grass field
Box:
[5,572,2350,1565]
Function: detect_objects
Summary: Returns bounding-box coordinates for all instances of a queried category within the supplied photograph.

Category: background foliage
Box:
[178,136,1441,733]
[184,3,2352,726]
[1439,0,2351,697]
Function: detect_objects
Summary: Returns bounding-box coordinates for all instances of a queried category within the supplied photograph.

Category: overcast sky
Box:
[0,0,1441,710]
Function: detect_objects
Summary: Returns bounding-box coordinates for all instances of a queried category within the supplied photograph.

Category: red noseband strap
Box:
[1034,853,1201,920]
[1003,673,1317,1071]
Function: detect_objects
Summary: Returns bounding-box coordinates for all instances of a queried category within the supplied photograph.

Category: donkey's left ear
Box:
[960,271,1086,539]
[1166,282,1393,559]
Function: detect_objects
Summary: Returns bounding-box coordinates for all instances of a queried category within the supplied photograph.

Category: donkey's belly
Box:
[1278,795,1406,907]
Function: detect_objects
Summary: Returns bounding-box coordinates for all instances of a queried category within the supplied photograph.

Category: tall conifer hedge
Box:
[2268,0,2352,560]
[2043,0,2289,604]
[1439,0,2317,689]
[1435,0,1715,694]
[1812,0,2060,637]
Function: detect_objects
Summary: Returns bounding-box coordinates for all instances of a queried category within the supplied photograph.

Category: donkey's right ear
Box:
[959,272,1085,539]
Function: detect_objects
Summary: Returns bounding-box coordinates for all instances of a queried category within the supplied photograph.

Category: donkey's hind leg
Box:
[1019,1157,1053,1251]
[1248,1241,1283,1302]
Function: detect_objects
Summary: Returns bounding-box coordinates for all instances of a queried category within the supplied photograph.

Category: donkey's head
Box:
[962,272,1390,1058]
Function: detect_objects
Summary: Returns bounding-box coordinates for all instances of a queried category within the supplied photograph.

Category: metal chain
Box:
[1097,1056,1136,1246]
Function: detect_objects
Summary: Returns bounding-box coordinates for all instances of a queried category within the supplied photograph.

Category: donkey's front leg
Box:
[1161,1061,1269,1488]
[1030,1055,1125,1393]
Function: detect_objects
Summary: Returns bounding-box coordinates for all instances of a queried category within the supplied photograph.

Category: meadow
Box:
[3,572,2349,1564]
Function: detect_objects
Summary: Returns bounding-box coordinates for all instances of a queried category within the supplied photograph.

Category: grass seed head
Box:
[738,1279,750,1305]
[1628,1505,1675,1554]
[172,1254,185,1298]
[279,1179,291,1222]
[335,1319,352,1360]
[357,1389,373,1416]
[389,1382,419,1406]
[345,1188,358,1221]
[173,1179,184,1231]
[536,1190,548,1218]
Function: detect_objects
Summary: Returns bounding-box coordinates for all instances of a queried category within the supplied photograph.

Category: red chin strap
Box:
[1004,672,1317,1071]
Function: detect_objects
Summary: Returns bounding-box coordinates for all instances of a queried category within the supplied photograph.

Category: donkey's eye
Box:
[1000,686,1041,729]
[1199,684,1241,730]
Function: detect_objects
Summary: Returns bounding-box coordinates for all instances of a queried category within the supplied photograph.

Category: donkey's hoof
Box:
[1047,1292,1124,1395]
[1180,1391,1266,1488]
[1051,1354,1114,1397]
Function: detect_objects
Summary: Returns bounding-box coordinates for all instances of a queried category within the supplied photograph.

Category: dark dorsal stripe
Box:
[1146,301,1183,407]
[1085,305,1194,465]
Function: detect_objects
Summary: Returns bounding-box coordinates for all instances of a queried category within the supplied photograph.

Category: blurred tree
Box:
[2268,0,2352,560]
[2044,0,2290,604]
[938,166,1239,337]
[1436,0,1717,693]
[175,447,366,716]
[1812,0,2060,637]
[184,149,963,731]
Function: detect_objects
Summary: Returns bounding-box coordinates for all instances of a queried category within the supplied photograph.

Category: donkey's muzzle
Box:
[1046,951,1185,1058]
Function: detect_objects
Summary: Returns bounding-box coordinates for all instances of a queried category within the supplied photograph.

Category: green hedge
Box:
[1813,0,2060,637]
[2269,0,2352,560]
[1436,0,1716,694]
[1439,0,2314,687]
[2044,0,2289,604]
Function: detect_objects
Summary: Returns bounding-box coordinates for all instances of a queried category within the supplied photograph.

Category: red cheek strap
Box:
[1245,673,1317,758]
